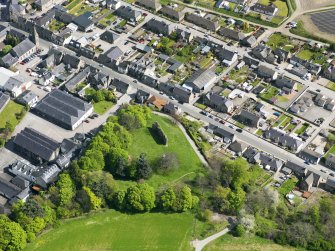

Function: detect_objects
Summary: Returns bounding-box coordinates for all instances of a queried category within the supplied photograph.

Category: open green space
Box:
[127,114,204,188]
[325,144,335,158]
[65,0,82,10]
[259,86,279,102]
[266,33,292,51]
[258,0,288,17]
[280,116,292,128]
[204,233,299,251]
[0,101,24,128]
[297,48,327,65]
[326,81,335,91]
[48,19,65,32]
[99,13,116,27]
[199,56,213,69]
[25,210,193,251]
[285,123,296,132]
[278,176,298,196]
[93,100,114,115]
[294,123,309,135]
[68,3,98,16]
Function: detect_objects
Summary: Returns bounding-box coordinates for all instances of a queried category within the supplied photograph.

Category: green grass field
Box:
[25,210,194,251]
[0,100,24,128]
[266,33,292,51]
[326,81,335,91]
[278,176,298,196]
[93,100,114,115]
[204,234,300,251]
[294,123,309,135]
[126,114,203,188]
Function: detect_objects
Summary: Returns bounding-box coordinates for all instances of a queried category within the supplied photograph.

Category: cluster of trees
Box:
[4,34,20,47]
[156,37,174,56]
[117,104,151,131]
[86,89,116,103]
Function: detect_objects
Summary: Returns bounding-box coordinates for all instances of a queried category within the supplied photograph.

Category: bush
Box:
[152,122,168,145]
[156,152,179,175]
[233,224,246,237]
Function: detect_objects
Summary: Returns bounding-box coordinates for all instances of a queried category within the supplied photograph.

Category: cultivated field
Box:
[310,9,335,35]
[25,210,194,251]
[299,0,335,12]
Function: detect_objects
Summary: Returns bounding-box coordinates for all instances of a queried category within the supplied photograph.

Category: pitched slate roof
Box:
[13,127,60,161]
[116,6,142,21]
[160,6,184,20]
[12,38,36,58]
[185,13,219,32]
[219,27,245,41]
[0,177,21,199]
[100,30,120,43]
[111,78,130,93]
[145,18,174,36]
[34,89,93,128]
[184,68,216,90]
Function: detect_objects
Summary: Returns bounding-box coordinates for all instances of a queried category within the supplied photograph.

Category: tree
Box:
[228,188,246,213]
[221,158,249,190]
[125,183,156,212]
[113,190,126,210]
[1,44,12,55]
[0,215,27,251]
[243,22,249,31]
[174,185,194,212]
[160,187,176,211]
[117,105,151,130]
[156,153,179,174]
[135,153,152,180]
[92,90,105,103]
[19,198,45,218]
[106,147,129,178]
[4,121,14,135]
[78,149,105,171]
[212,185,231,213]
[83,186,102,210]
[234,224,246,237]
[56,173,76,207]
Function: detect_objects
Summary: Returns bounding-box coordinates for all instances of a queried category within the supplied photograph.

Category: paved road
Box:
[192,228,230,251]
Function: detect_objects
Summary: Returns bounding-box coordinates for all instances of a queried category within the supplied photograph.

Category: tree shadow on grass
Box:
[148,126,165,145]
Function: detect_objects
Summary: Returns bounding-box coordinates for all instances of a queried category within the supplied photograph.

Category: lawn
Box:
[280,116,291,128]
[99,13,116,27]
[326,81,335,91]
[258,0,288,17]
[204,233,299,251]
[273,114,288,127]
[0,100,24,129]
[93,100,114,115]
[294,123,309,135]
[285,123,296,132]
[228,66,250,84]
[297,49,315,61]
[25,210,194,251]
[259,86,279,102]
[69,3,98,16]
[48,19,65,32]
[297,48,327,65]
[278,176,298,196]
[199,56,213,69]
[65,0,82,10]
[127,114,204,188]
[266,33,292,51]
[325,144,335,158]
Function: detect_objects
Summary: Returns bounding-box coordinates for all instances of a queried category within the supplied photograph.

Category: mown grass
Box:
[127,114,204,188]
[204,233,300,251]
[93,100,114,115]
[258,0,288,17]
[25,210,194,251]
[0,100,24,128]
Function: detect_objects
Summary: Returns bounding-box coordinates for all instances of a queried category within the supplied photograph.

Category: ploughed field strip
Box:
[310,9,335,35]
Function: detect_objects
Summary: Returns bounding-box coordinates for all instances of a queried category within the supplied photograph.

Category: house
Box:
[73,12,94,32]
[33,89,93,130]
[251,3,278,16]
[159,6,185,21]
[238,109,261,128]
[164,102,181,115]
[0,91,10,113]
[257,65,278,80]
[100,30,120,44]
[300,172,321,191]
[9,160,61,189]
[243,55,260,68]
[264,128,304,153]
[183,68,217,93]
[136,0,161,11]
[135,89,151,104]
[0,176,27,203]
[243,147,259,162]
[1,38,37,68]
[285,160,308,178]
[290,65,309,79]
[274,75,296,94]
[98,46,123,66]
[13,127,60,163]
[172,85,194,103]
[106,0,122,10]
[146,95,166,110]
[35,0,53,11]
[16,90,38,107]
[241,35,257,48]
[185,13,219,32]
[325,154,335,170]
[253,152,284,171]
[214,47,238,66]
[324,65,335,81]
[115,6,142,22]
[290,56,321,75]
[252,45,275,64]
[0,68,32,98]
[110,78,132,94]
[218,28,245,41]
[209,124,236,143]
[298,148,322,164]
[324,177,335,193]
[229,140,248,156]
[145,18,174,36]
[175,28,193,42]
[65,66,91,92]
[274,48,290,63]
[204,92,234,113]
[63,54,83,69]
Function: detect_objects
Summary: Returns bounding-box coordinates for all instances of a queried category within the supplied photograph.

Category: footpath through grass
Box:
[25,210,194,251]
[204,233,301,251]
[127,114,204,188]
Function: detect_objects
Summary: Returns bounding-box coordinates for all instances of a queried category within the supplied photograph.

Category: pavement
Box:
[192,228,230,251]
